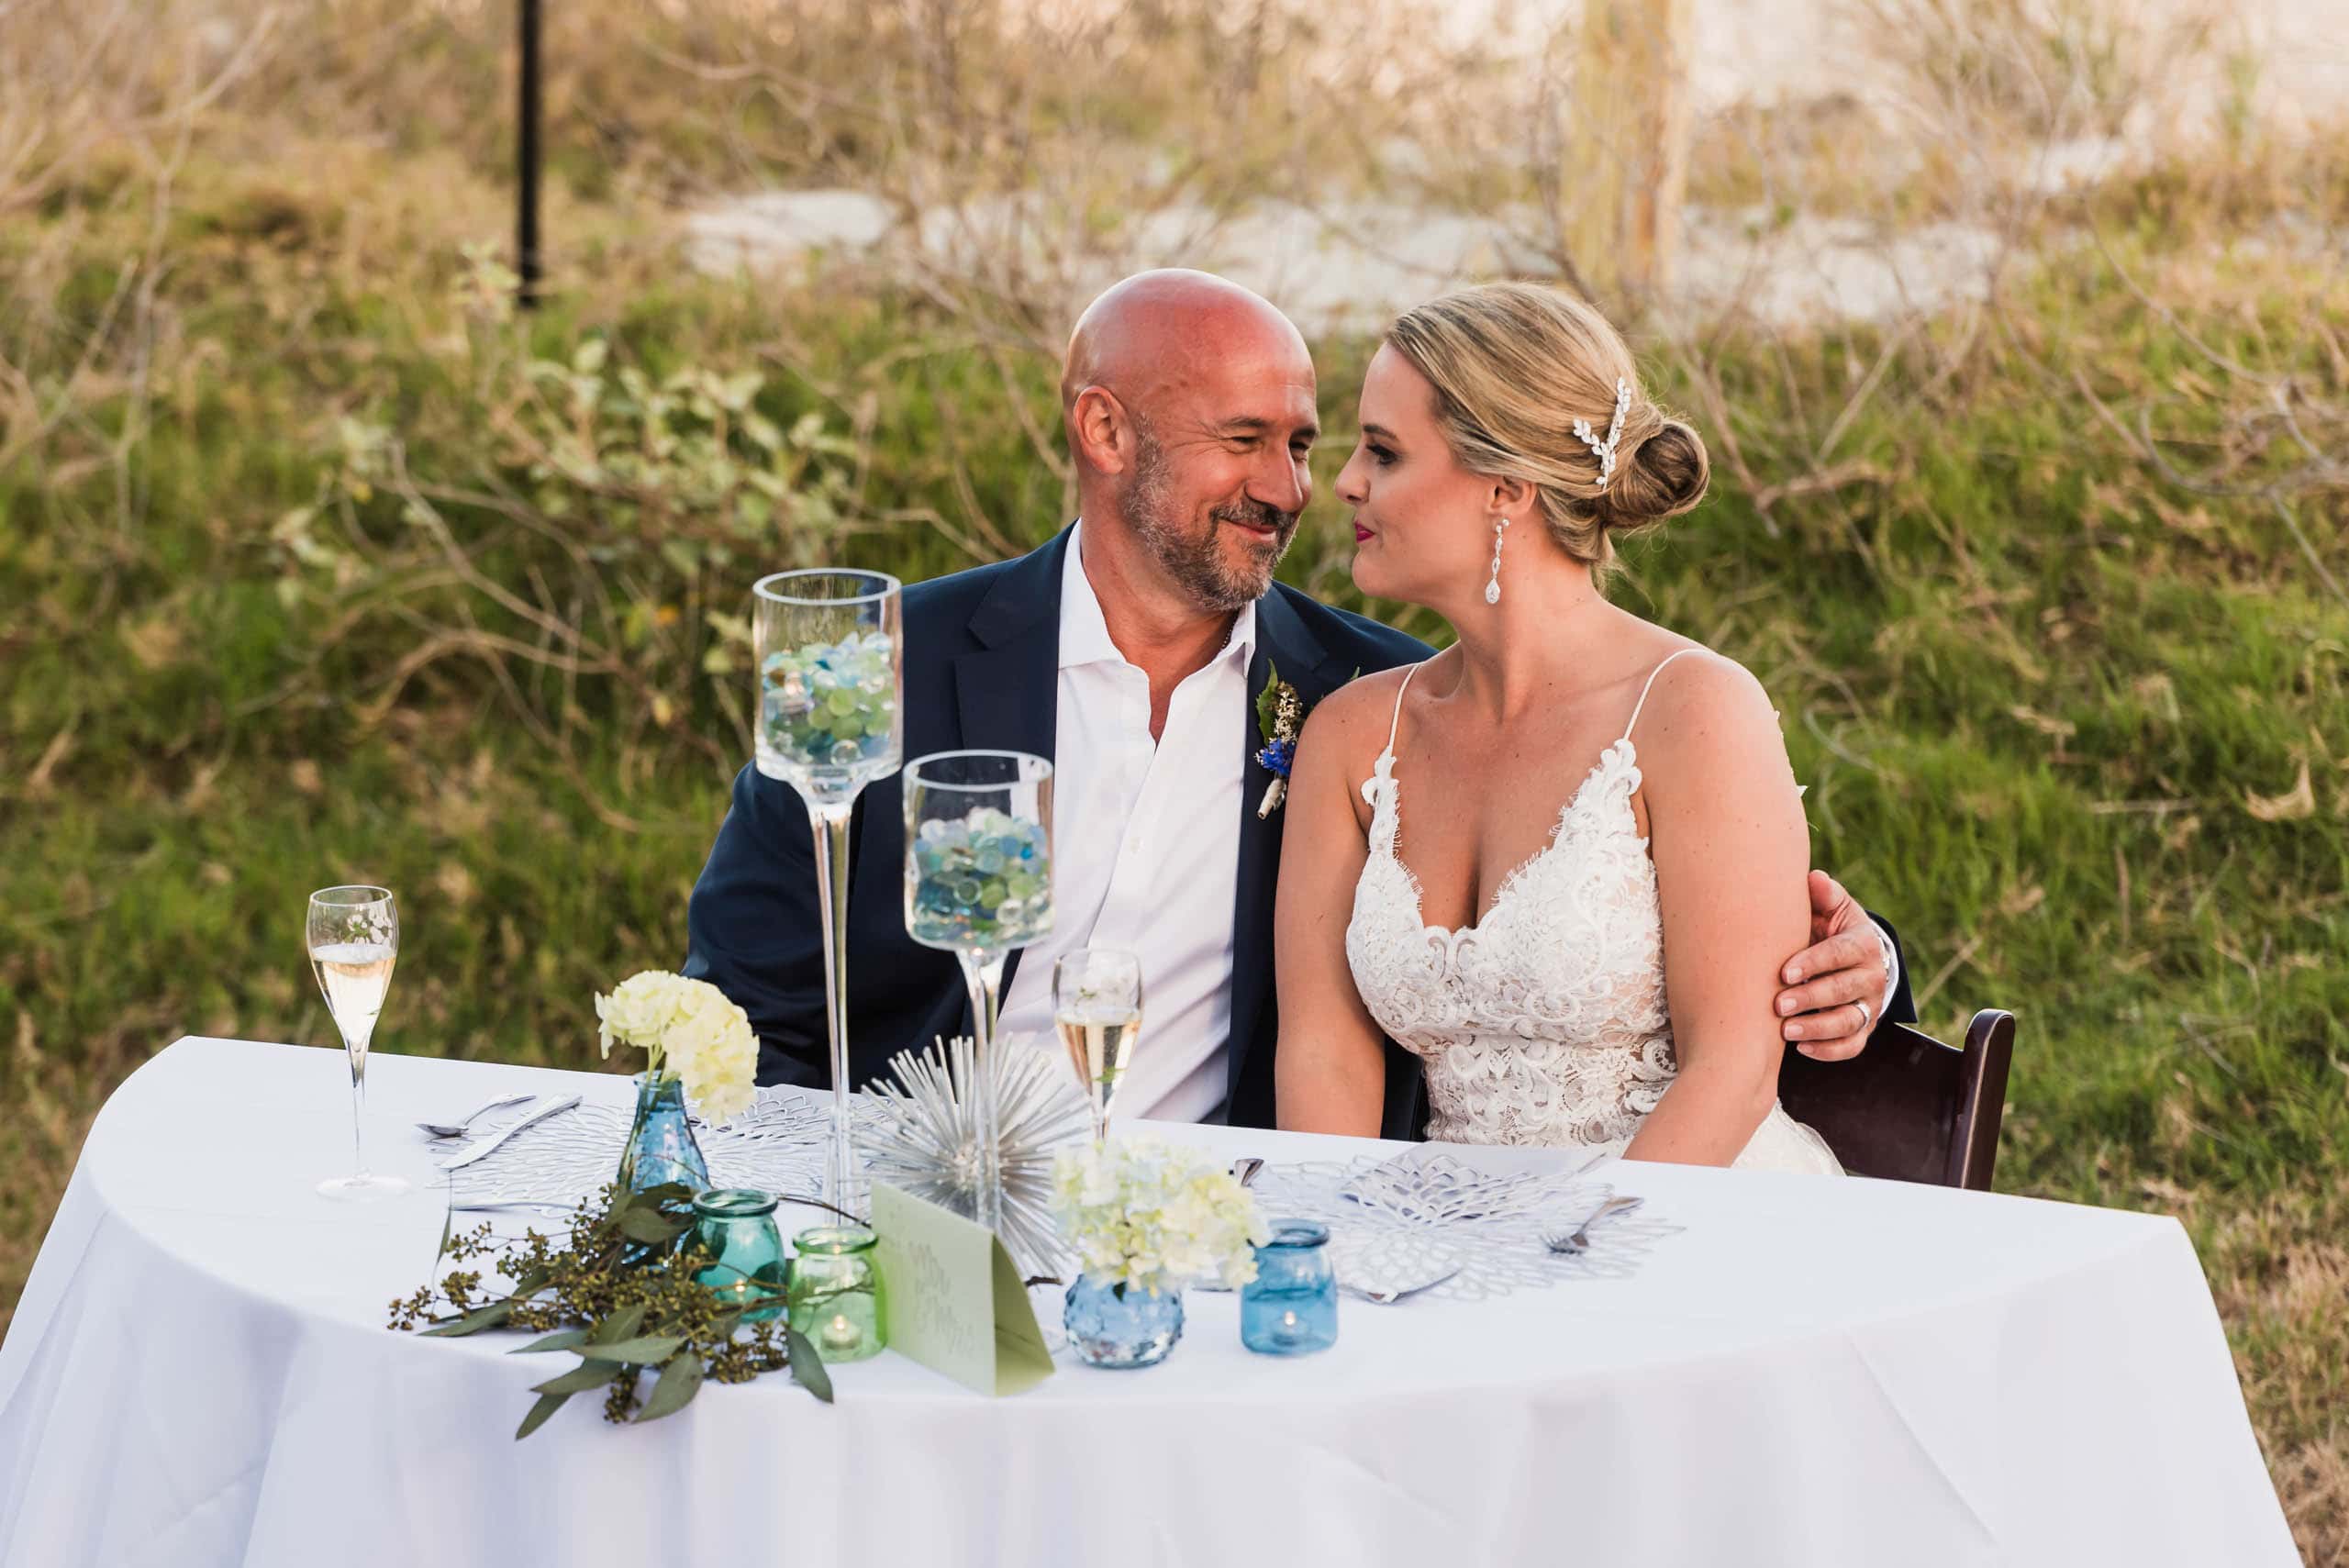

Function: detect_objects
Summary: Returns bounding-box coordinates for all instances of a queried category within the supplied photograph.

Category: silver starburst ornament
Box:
[863,1036,1088,1277]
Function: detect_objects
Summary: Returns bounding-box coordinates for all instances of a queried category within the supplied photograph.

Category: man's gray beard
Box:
[1122,435,1297,615]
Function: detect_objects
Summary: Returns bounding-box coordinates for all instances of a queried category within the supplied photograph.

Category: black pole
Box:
[517,0,542,307]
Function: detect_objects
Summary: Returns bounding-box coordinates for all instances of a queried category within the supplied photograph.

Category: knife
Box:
[436,1095,581,1171]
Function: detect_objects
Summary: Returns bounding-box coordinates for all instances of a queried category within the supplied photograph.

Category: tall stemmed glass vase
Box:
[753,570,904,1216]
[307,885,407,1201]
[902,751,1053,1236]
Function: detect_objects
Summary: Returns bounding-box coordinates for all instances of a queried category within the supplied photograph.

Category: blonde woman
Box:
[1275,283,1849,1170]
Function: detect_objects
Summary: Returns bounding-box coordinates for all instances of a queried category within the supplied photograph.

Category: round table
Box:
[0,1037,2298,1567]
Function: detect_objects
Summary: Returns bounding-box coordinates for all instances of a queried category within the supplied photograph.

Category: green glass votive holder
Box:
[690,1188,788,1322]
[789,1225,885,1362]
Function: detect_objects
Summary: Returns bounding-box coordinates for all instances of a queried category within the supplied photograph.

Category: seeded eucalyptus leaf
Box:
[533,1359,626,1396]
[785,1327,835,1404]
[591,1304,648,1344]
[619,1207,687,1244]
[400,1148,842,1430]
[578,1334,686,1364]
[633,1353,705,1423]
[515,1391,572,1440]
[421,1299,512,1338]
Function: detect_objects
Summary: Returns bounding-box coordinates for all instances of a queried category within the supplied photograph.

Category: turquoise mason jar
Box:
[1240,1221,1338,1355]
[690,1188,787,1322]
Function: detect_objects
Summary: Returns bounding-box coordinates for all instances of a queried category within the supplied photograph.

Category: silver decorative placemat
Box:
[436,1086,860,1210]
[1248,1149,1680,1301]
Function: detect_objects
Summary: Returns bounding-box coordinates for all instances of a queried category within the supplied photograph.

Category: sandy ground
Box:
[678,0,2349,330]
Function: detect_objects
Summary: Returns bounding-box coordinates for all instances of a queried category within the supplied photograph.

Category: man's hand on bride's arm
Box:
[1773,870,1898,1062]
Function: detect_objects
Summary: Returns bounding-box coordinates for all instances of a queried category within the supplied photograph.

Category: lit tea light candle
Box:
[788,1225,885,1362]
[1241,1220,1339,1357]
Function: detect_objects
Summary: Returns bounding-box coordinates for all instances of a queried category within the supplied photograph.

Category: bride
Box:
[1274,283,1841,1173]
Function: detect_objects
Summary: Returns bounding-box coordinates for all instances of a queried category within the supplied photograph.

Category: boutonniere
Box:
[1253,663,1305,818]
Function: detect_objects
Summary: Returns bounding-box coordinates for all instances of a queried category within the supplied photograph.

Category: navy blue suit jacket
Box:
[684,527,1434,1133]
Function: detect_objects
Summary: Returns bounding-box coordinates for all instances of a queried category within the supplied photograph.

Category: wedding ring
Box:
[1854,999,1875,1034]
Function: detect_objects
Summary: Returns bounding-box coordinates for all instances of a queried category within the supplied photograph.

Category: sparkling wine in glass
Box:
[903,750,1053,1235]
[1053,948,1143,1145]
[307,885,409,1201]
[752,569,904,1217]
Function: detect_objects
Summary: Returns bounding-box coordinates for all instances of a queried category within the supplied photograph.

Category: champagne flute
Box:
[752,570,904,1217]
[902,751,1053,1236]
[307,885,409,1201]
[1053,949,1143,1145]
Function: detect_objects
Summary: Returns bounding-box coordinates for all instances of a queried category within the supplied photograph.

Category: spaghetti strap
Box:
[1380,662,1426,757]
[1620,648,1704,742]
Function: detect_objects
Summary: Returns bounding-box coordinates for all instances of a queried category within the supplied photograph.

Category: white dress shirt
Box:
[995,522,1256,1125]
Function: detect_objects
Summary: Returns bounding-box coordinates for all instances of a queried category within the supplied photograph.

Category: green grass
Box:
[2,107,2345,1560]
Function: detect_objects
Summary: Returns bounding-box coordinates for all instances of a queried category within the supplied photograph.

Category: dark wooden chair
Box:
[1777,1009,2016,1190]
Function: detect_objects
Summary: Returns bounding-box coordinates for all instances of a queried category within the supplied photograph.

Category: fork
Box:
[1541,1195,1644,1254]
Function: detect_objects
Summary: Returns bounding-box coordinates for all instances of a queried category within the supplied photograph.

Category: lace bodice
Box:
[1342,653,1841,1172]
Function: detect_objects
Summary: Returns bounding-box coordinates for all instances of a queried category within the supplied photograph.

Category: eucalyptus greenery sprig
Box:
[389,1183,834,1438]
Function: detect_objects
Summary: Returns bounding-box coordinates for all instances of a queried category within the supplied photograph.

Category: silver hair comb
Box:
[1572,377,1631,491]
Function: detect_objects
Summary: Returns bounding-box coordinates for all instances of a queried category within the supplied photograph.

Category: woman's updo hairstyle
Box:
[1384,282,1709,573]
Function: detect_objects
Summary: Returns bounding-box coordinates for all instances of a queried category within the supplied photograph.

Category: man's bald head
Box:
[1060,271,1319,616]
[1061,269,1310,420]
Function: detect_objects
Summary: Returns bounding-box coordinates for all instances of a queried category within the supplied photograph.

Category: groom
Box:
[685,269,1914,1136]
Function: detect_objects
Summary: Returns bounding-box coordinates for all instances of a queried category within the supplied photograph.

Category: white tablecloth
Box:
[0,1037,2297,1567]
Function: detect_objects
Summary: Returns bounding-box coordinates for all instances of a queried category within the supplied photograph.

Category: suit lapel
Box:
[1225,587,1334,1108]
[950,527,1071,997]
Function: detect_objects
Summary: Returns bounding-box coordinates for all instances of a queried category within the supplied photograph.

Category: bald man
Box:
[685,270,1910,1133]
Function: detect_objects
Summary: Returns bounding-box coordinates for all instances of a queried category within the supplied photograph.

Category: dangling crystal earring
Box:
[1485,517,1509,605]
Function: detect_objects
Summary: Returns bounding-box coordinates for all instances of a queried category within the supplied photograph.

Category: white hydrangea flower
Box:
[592,970,757,1126]
[1049,1137,1267,1296]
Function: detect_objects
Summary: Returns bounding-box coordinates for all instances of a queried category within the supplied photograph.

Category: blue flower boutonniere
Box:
[1253,663,1305,819]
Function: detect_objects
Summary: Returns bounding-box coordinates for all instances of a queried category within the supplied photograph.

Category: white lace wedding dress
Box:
[1343,651,1842,1173]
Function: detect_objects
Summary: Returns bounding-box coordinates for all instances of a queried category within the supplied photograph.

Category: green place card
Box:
[871,1183,1055,1397]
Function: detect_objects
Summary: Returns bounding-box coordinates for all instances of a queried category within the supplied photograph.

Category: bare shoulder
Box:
[1298,662,1421,745]
[1315,662,1422,725]
[1629,644,1788,773]
[1291,661,1427,786]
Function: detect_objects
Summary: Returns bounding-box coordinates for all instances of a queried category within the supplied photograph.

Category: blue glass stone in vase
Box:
[1063,1273,1184,1369]
[1241,1220,1339,1355]
[617,1073,711,1260]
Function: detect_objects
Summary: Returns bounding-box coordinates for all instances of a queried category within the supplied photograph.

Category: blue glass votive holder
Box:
[690,1188,788,1321]
[1241,1220,1339,1356]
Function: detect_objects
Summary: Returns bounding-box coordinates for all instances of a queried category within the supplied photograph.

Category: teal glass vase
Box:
[1063,1273,1183,1368]
[617,1072,711,1195]
[616,1073,709,1263]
